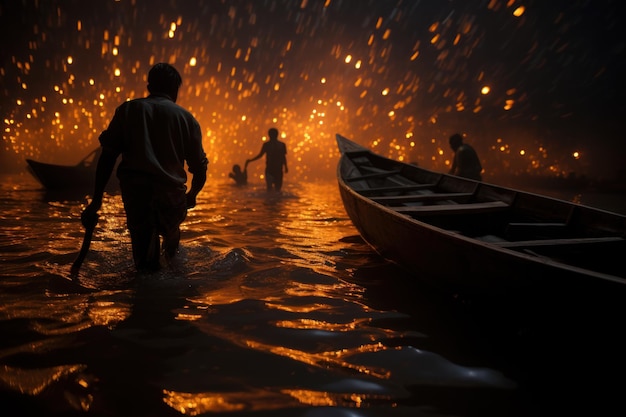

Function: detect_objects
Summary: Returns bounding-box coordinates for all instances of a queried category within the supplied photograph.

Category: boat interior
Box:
[341,149,626,277]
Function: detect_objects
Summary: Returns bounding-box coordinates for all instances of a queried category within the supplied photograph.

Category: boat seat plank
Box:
[394,200,509,215]
[505,222,569,239]
[345,170,403,182]
[494,236,624,249]
[359,184,437,196]
[372,192,473,204]
[506,222,568,230]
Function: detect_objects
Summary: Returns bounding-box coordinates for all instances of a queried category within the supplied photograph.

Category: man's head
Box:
[268,127,279,140]
[147,63,182,102]
[449,133,463,151]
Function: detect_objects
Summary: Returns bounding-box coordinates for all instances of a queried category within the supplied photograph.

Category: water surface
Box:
[1,173,623,416]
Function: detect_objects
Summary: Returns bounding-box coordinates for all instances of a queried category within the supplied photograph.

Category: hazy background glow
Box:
[1,0,624,183]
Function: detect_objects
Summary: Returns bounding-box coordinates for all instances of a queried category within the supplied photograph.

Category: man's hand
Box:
[81,200,101,229]
[186,193,197,209]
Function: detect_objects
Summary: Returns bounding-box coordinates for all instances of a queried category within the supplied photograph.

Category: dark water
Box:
[1,173,625,416]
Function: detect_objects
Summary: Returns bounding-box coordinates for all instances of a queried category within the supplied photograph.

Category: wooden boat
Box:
[26,148,118,192]
[336,134,626,300]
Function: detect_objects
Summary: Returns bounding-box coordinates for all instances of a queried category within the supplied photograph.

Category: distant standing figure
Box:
[229,164,247,186]
[81,63,208,271]
[245,127,288,192]
[448,133,482,181]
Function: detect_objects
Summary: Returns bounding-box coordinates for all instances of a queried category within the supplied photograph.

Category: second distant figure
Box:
[229,164,247,186]
[245,127,288,192]
[448,133,482,181]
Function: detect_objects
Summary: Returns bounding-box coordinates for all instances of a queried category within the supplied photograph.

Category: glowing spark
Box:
[513,6,525,17]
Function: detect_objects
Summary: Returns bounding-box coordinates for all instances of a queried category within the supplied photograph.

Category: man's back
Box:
[101,94,205,189]
[263,139,287,175]
[455,144,482,180]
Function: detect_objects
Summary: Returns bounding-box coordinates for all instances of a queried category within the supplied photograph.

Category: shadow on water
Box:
[448,281,626,416]
[342,250,626,416]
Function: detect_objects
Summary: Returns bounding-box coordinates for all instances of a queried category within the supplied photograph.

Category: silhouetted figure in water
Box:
[229,164,247,186]
[245,127,288,192]
[448,133,482,181]
[81,63,208,271]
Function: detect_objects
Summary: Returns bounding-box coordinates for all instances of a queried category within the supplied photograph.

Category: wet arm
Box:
[246,147,265,165]
[186,167,207,209]
[82,147,117,226]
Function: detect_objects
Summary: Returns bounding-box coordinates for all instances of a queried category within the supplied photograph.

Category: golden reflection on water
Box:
[87,300,132,327]
[0,364,87,396]
[163,388,299,415]
[244,339,392,379]
[275,317,369,331]
[164,386,395,414]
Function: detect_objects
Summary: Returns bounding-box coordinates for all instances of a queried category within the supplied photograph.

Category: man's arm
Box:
[81,147,118,227]
[246,145,265,166]
[186,168,207,209]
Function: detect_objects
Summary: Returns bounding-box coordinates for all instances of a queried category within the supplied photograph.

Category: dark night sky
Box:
[1,0,624,180]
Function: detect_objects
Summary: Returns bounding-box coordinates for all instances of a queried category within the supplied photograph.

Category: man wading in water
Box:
[245,127,288,192]
[81,63,208,271]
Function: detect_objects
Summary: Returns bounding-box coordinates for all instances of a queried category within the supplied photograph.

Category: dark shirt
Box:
[99,93,208,190]
[260,139,287,176]
[451,143,482,181]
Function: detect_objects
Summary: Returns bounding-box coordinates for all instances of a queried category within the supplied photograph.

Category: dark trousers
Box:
[120,180,187,270]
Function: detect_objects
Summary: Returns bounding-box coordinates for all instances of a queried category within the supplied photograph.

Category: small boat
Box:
[336,134,626,300]
[26,148,118,192]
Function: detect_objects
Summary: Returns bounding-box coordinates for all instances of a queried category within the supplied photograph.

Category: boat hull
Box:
[25,148,119,193]
[336,134,626,300]
[26,159,99,190]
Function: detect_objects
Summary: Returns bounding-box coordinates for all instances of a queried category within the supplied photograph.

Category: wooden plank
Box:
[505,222,569,239]
[345,169,402,182]
[394,200,509,215]
[494,236,624,249]
[359,183,437,196]
[372,192,473,204]
[507,222,568,229]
